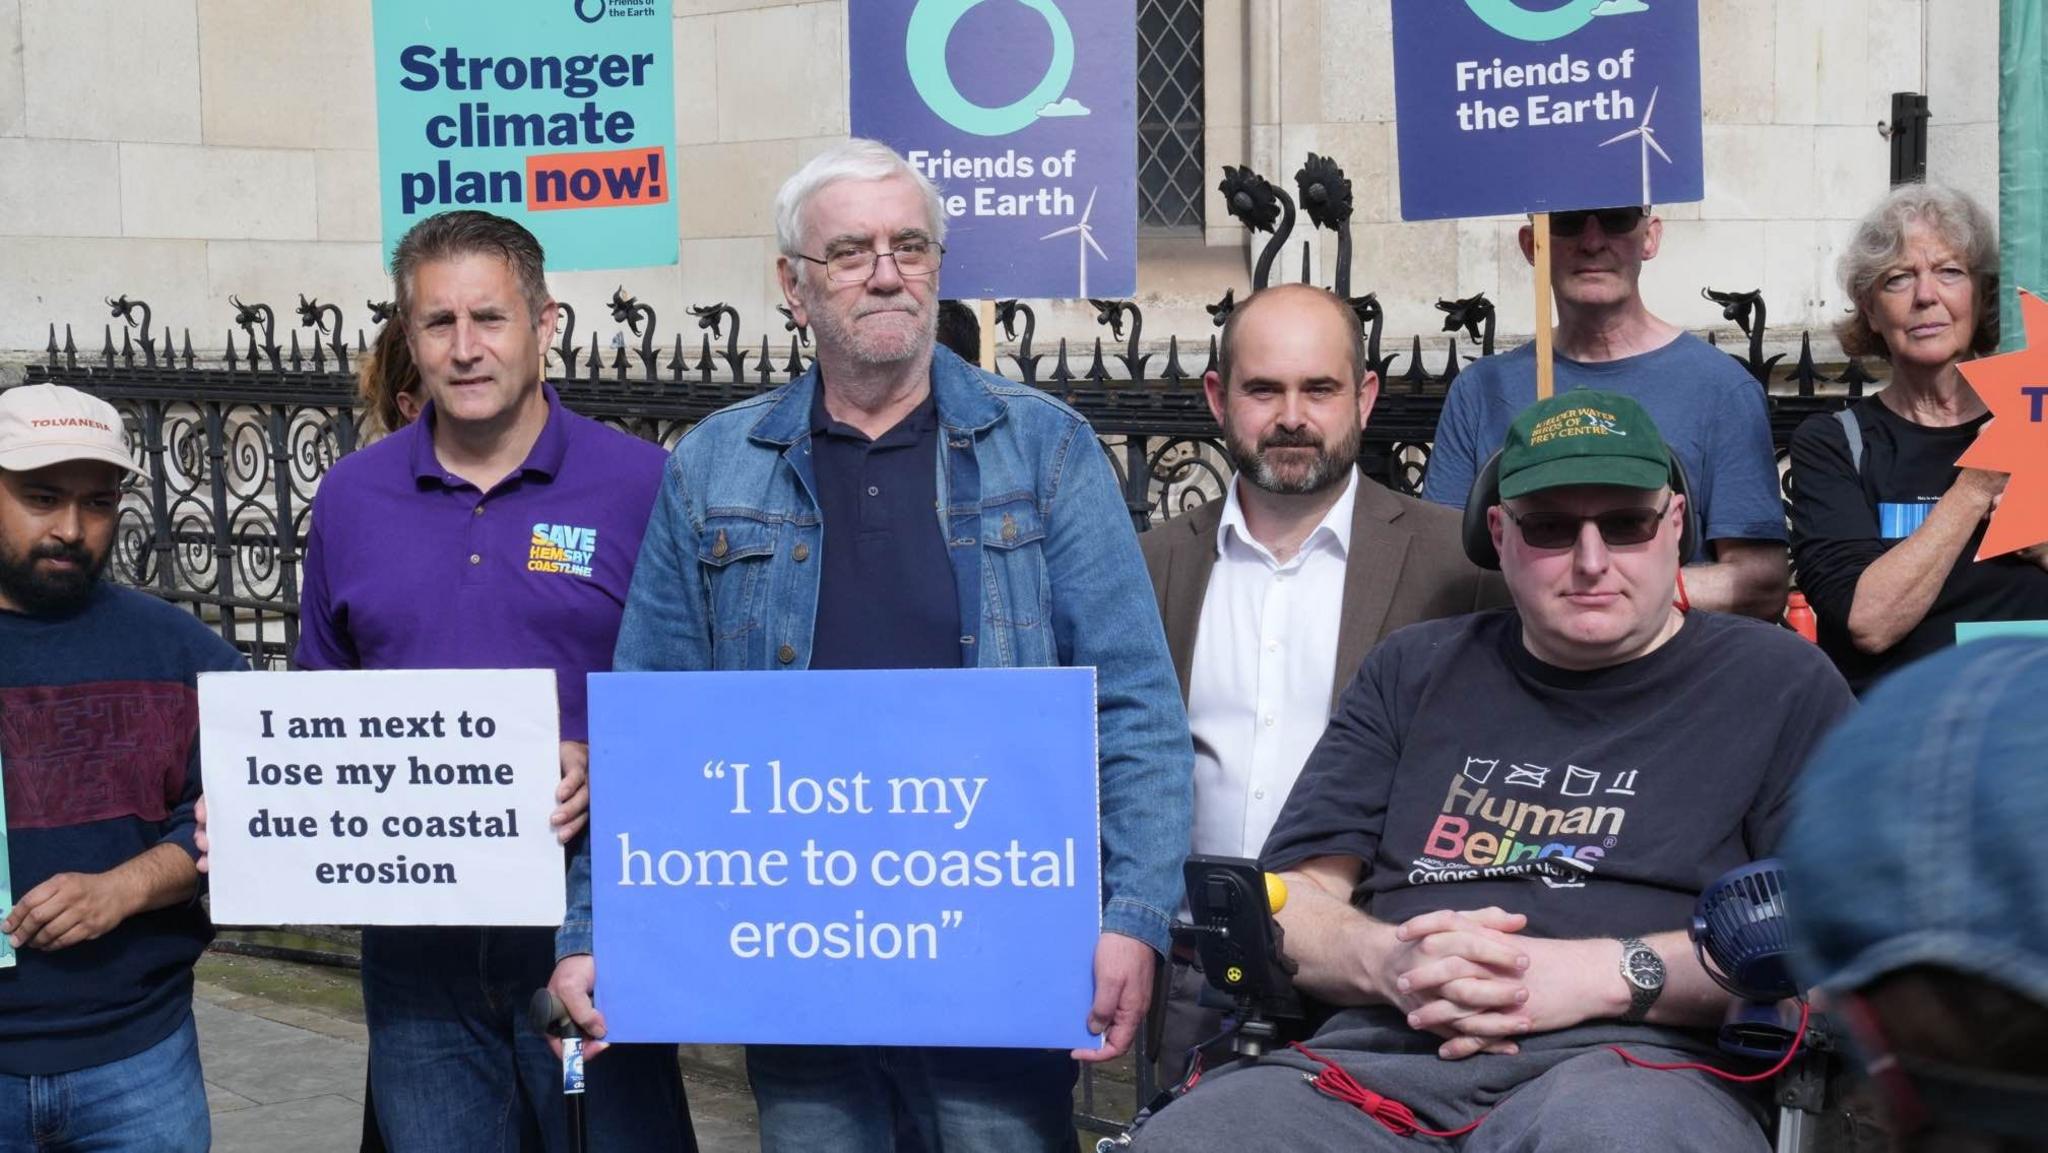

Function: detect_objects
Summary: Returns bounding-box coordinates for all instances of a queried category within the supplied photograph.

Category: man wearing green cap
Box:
[1131,392,1855,1152]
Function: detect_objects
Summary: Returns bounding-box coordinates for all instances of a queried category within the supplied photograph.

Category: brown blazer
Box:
[1140,474,1508,710]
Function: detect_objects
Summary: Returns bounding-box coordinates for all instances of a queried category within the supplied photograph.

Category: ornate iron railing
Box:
[24,280,1867,675]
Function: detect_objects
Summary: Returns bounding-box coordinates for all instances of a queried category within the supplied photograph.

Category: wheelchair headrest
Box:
[1460,449,1702,570]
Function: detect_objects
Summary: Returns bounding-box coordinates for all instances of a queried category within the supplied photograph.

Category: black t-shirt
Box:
[1789,398,2048,692]
[1259,610,1853,941]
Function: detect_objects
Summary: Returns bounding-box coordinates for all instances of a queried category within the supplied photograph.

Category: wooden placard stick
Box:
[979,299,998,373]
[1532,212,1555,400]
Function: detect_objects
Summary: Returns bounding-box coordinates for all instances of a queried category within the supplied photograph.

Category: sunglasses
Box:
[1502,495,1671,550]
[1548,207,1646,236]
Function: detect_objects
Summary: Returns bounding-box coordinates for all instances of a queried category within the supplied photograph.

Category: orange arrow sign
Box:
[1957,289,2048,559]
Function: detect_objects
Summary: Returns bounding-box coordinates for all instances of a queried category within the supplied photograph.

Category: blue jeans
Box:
[746,1044,1079,1153]
[0,1013,208,1152]
[361,926,693,1153]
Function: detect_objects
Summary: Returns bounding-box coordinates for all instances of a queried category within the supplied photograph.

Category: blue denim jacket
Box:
[558,349,1193,959]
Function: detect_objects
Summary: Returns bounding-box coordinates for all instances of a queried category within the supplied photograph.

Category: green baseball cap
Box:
[1497,389,1671,500]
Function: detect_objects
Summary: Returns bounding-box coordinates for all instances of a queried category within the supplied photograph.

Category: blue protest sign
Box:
[371,0,677,271]
[849,0,1137,299]
[1392,0,1703,221]
[589,668,1102,1048]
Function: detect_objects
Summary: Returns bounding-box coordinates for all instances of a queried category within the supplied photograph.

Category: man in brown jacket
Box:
[1139,284,1502,1085]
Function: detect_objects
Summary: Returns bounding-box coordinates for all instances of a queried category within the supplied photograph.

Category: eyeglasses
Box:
[1502,495,1671,550]
[1548,207,1647,236]
[794,240,945,284]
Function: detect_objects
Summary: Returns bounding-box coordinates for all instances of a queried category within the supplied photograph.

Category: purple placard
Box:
[1392,0,1704,221]
[849,0,1137,299]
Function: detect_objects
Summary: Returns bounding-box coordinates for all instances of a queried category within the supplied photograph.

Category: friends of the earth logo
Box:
[1462,0,1650,44]
[1527,405,1628,446]
[529,522,597,578]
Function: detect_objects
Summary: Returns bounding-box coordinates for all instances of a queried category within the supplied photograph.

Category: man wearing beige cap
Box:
[0,383,242,1152]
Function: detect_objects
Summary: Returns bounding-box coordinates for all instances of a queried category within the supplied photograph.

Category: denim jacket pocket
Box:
[697,516,778,642]
[980,497,1047,631]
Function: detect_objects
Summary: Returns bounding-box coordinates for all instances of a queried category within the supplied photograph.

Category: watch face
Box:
[1625,948,1665,989]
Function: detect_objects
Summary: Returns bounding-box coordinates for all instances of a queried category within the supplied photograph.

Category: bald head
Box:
[1218,284,1367,390]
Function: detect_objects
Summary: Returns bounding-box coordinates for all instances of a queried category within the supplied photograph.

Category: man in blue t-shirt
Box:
[0,383,245,1152]
[1420,206,1788,619]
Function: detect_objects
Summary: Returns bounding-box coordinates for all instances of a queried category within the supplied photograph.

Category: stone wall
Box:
[0,0,2002,358]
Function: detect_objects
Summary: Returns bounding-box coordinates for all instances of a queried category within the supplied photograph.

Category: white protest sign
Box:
[199,669,565,926]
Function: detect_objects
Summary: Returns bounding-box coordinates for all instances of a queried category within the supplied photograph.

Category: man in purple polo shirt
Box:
[291,211,694,1152]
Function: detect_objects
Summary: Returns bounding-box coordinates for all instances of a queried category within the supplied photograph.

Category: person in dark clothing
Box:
[0,383,245,1152]
[1789,182,2048,693]
[1133,391,1854,1153]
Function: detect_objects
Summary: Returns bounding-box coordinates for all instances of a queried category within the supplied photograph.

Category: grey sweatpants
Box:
[1129,1007,1770,1152]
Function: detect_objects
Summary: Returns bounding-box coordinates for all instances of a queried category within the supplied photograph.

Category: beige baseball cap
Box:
[0,384,142,476]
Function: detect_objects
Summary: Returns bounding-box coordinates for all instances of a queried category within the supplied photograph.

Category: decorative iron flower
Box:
[609,286,652,334]
[1349,292,1382,329]
[1207,288,1237,328]
[367,299,397,324]
[1701,287,1761,334]
[1218,166,1281,233]
[1296,153,1353,230]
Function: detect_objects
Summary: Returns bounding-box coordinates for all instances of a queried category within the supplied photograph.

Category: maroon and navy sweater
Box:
[0,583,244,1075]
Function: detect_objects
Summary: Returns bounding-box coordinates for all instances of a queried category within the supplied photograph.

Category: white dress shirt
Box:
[1186,472,1357,859]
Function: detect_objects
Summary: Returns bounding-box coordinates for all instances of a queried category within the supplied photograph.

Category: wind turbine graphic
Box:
[1040,187,1106,298]
[1598,86,1671,206]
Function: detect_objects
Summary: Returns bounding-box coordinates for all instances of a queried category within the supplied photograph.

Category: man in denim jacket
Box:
[549,139,1192,1151]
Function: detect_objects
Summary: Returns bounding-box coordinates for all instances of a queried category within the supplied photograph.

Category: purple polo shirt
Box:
[296,386,666,741]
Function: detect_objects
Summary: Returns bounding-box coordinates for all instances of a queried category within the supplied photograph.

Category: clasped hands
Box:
[1373,907,1619,1061]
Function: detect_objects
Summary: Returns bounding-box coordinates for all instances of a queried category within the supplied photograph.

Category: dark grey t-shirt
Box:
[1261,610,1854,940]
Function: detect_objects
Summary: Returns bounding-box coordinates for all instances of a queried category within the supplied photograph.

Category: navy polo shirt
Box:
[807,384,962,671]
[296,385,667,741]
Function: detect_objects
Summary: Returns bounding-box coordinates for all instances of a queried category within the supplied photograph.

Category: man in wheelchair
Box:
[1132,392,1855,1151]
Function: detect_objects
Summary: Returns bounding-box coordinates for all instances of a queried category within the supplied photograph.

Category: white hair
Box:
[773,138,949,260]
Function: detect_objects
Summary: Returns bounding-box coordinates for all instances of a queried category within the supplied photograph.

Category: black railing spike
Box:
[1204,334,1219,377]
[101,324,116,367]
[1706,331,1718,346]
[288,330,303,372]
[44,324,57,367]
[698,334,715,384]
[182,329,195,369]
[611,342,628,382]
[671,333,687,382]
[1084,338,1110,384]
[757,335,773,386]
[1162,335,1187,384]
[1440,337,1460,385]
[311,331,327,372]
[334,333,349,377]
[1838,355,1877,397]
[1300,239,1312,286]
[579,332,596,379]
[1050,338,1074,386]
[62,325,76,372]
[784,336,805,378]
[1402,335,1428,391]
[358,330,368,353]
[248,333,264,373]
[1790,331,1822,398]
[224,329,238,370]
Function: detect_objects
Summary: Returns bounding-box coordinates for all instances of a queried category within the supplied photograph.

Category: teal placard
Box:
[1956,619,2048,644]
[371,0,677,271]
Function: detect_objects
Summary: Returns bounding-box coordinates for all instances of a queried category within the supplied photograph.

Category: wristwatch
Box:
[1616,936,1665,1023]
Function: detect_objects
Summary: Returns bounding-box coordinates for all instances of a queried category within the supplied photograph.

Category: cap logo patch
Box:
[1528,406,1627,446]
